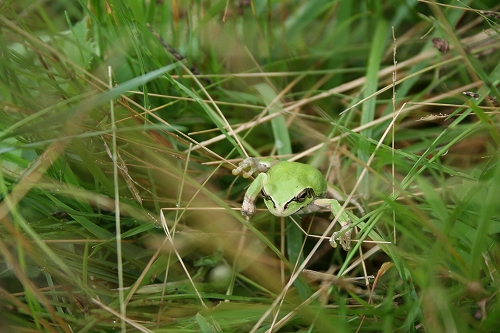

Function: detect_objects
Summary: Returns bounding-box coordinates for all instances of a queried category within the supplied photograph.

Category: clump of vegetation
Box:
[1,0,499,332]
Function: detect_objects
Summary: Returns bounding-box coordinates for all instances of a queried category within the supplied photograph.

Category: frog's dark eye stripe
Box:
[261,189,271,201]
[261,189,277,209]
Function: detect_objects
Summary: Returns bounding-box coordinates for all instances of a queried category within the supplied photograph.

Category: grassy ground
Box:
[1,0,500,332]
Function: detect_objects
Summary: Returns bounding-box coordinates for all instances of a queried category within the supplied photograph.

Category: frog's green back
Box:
[266,161,327,197]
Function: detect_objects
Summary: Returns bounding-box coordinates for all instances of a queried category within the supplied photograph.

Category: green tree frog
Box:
[232,157,352,251]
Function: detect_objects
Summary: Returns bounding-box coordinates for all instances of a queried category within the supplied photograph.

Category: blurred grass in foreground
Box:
[1,0,500,332]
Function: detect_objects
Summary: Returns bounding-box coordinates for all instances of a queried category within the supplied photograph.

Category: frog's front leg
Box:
[311,198,352,251]
[240,173,268,218]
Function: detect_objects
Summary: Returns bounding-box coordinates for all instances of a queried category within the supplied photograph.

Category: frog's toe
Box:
[329,229,351,251]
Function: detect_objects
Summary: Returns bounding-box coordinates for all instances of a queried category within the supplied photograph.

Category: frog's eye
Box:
[295,188,313,203]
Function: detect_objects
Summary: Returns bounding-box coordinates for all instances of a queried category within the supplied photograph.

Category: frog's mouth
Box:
[271,205,292,217]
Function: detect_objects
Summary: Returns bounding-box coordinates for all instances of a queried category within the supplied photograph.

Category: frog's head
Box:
[261,185,316,217]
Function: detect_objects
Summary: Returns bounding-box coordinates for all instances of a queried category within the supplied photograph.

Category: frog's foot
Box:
[241,197,256,217]
[329,225,351,251]
[232,158,260,178]
[232,157,276,178]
